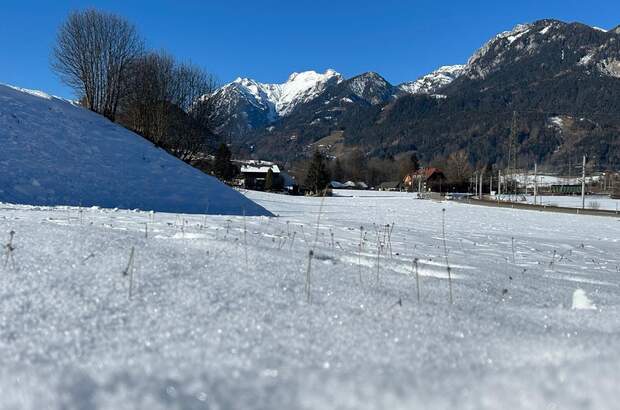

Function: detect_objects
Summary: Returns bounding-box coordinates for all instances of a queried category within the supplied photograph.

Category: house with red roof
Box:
[403,167,447,193]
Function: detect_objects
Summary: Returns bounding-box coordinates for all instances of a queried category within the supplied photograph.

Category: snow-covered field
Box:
[1,190,620,409]
[518,194,620,211]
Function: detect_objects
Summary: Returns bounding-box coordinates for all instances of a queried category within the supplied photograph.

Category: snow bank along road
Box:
[1,190,619,409]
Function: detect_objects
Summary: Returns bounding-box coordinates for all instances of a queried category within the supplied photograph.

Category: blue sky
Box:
[1,0,618,98]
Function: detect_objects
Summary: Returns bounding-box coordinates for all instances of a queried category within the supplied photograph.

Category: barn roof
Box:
[413,167,444,177]
[240,164,280,174]
[379,181,402,189]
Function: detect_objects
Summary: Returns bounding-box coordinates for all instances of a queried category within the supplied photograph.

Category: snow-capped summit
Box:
[222,69,341,117]
[468,23,534,66]
[346,72,395,104]
[463,19,620,80]
[287,68,340,83]
[270,69,342,115]
[224,77,279,121]
[209,69,342,136]
[464,22,540,78]
[398,65,465,95]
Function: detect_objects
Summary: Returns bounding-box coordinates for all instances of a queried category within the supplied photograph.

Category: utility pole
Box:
[524,168,529,196]
[581,155,586,210]
[507,111,518,199]
[532,163,536,204]
[474,172,478,198]
[490,173,493,195]
[498,170,502,199]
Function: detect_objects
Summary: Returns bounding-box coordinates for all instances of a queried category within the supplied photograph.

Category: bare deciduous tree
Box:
[52,9,143,121]
[445,149,473,185]
[121,52,176,143]
[169,62,219,161]
[119,51,218,161]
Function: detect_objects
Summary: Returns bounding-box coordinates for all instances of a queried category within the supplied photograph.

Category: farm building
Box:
[239,161,281,191]
[329,181,346,189]
[378,181,403,191]
[403,168,447,193]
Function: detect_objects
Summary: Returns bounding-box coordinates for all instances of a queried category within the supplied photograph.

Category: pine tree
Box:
[265,168,274,191]
[213,143,233,181]
[410,153,420,172]
[332,158,345,182]
[306,151,331,194]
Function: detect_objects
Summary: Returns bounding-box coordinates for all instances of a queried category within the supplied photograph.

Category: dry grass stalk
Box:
[3,231,16,269]
[305,250,314,303]
[413,257,421,303]
[441,209,453,304]
[243,209,248,268]
[122,246,136,299]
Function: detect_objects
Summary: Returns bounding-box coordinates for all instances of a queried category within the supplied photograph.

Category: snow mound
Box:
[0,84,272,216]
[571,289,597,310]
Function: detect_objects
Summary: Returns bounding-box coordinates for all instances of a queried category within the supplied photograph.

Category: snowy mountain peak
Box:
[357,71,382,79]
[275,69,342,114]
[467,23,535,69]
[398,65,465,95]
[232,77,259,87]
[500,23,533,41]
[462,19,620,79]
[347,72,394,104]
[215,69,341,118]
[286,69,340,84]
[435,65,466,75]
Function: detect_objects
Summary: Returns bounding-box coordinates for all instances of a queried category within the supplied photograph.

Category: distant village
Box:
[230,158,620,200]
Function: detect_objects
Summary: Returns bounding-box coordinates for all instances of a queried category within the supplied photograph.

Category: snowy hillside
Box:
[1,190,619,409]
[0,84,271,216]
[398,65,465,95]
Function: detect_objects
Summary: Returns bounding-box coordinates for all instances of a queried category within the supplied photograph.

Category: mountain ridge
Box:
[209,64,469,138]
[211,19,620,170]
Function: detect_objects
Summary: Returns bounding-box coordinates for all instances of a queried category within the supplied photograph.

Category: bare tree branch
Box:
[51,9,143,122]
